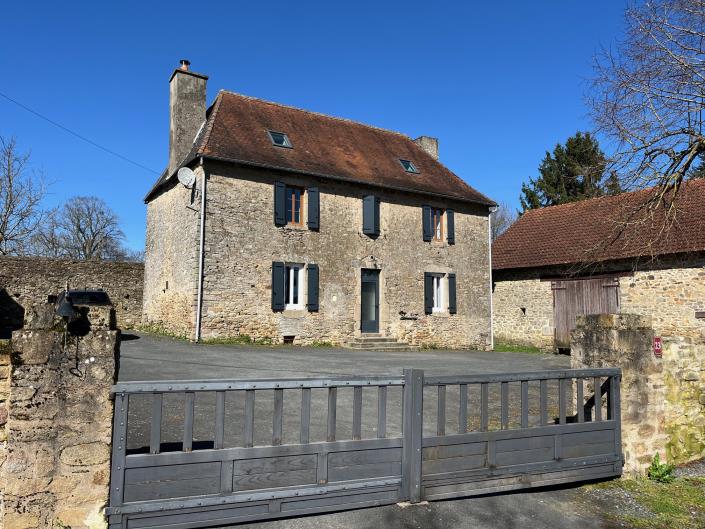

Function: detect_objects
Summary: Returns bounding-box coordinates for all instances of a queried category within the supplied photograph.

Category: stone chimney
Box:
[169,60,208,174]
[414,136,439,160]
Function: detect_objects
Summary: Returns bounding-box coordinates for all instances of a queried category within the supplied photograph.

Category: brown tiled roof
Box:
[145,91,494,205]
[492,178,705,270]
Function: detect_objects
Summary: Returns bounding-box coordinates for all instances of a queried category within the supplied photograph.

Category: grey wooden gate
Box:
[106,368,622,528]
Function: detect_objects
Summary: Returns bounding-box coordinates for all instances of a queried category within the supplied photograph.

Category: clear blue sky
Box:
[1,1,627,251]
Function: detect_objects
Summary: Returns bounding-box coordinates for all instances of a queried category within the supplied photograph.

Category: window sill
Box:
[430,240,448,248]
[281,223,308,231]
[431,311,449,317]
[282,309,306,318]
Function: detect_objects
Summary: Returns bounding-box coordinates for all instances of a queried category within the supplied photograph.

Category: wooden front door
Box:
[552,276,620,349]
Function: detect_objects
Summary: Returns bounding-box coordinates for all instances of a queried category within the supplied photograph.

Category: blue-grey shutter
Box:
[424,272,433,314]
[271,261,285,311]
[362,195,380,236]
[422,205,433,241]
[307,264,319,311]
[307,187,320,230]
[447,209,455,244]
[448,273,457,314]
[274,182,286,226]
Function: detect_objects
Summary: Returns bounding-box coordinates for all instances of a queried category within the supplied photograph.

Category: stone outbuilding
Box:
[142,61,495,348]
[492,180,705,352]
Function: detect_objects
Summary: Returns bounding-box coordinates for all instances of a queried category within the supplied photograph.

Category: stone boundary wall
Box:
[0,303,118,529]
[0,256,144,333]
[571,314,705,473]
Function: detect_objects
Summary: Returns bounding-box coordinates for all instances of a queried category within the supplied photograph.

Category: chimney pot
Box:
[179,59,191,71]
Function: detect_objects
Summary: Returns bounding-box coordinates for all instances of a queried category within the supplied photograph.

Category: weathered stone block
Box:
[60,442,110,466]
[4,513,40,529]
[10,330,61,365]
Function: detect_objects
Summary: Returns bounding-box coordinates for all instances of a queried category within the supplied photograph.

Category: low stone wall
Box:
[0,303,118,529]
[571,313,705,473]
[0,256,144,333]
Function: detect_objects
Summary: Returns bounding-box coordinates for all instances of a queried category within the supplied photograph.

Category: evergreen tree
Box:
[519,132,620,212]
[687,153,705,179]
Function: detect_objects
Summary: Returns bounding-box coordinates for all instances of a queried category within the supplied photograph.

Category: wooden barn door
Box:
[552,276,620,349]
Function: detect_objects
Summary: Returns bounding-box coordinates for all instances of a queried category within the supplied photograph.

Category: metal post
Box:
[402,368,424,503]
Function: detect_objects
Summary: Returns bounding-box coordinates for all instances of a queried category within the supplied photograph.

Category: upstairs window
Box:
[431,208,444,241]
[269,130,292,148]
[399,159,419,173]
[286,186,304,225]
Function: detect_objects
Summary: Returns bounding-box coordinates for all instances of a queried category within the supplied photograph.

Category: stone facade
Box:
[571,314,705,473]
[144,162,493,349]
[619,254,705,338]
[142,171,201,338]
[493,253,705,351]
[0,303,117,529]
[492,271,554,351]
[0,256,143,333]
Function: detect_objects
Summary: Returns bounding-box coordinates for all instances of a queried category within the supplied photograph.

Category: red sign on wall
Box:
[653,336,663,358]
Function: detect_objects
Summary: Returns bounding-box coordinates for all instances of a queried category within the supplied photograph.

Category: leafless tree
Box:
[590,0,705,203]
[491,202,518,242]
[32,196,127,260]
[0,136,47,255]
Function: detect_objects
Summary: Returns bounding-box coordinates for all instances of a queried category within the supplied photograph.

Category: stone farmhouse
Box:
[493,179,705,352]
[142,61,495,348]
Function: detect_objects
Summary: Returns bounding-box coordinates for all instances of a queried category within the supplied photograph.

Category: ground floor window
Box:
[432,274,445,312]
[285,264,304,309]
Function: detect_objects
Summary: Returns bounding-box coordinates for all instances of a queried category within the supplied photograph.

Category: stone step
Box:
[351,337,400,344]
[344,341,419,351]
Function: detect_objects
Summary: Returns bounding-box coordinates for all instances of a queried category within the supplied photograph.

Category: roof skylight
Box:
[268,130,292,148]
[399,159,419,173]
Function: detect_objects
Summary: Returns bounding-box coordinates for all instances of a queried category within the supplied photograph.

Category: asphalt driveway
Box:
[116,333,622,529]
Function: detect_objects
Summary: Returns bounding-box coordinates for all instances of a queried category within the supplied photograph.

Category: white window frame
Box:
[285,264,305,310]
[432,274,445,313]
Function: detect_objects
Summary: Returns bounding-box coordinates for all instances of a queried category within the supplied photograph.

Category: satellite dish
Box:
[177,167,196,188]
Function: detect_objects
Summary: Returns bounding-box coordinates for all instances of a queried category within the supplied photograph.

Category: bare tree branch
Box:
[590,1,705,198]
[31,196,129,260]
[0,136,47,255]
[491,202,518,242]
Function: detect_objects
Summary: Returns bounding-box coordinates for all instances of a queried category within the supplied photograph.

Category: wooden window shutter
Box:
[446,209,455,245]
[362,195,380,236]
[422,205,433,241]
[307,187,320,230]
[307,264,319,312]
[271,261,286,311]
[424,272,433,314]
[448,273,457,314]
[274,182,286,226]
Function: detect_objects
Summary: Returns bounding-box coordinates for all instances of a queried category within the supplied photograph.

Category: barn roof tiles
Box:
[492,178,705,270]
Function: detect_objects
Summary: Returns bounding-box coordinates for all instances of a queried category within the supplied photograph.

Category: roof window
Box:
[399,159,419,173]
[268,131,292,148]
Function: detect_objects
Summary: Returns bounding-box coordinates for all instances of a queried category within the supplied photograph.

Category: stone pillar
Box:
[0,339,11,529]
[571,313,705,474]
[0,303,118,529]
